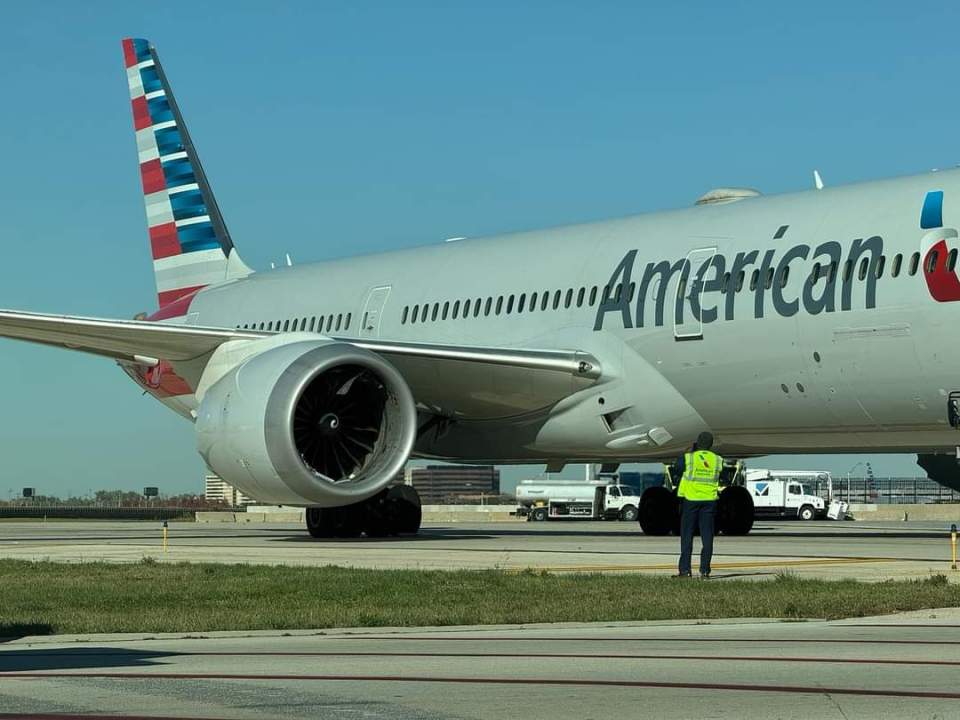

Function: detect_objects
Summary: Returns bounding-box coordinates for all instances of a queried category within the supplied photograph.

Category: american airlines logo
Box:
[592,236,883,332]
[919,190,960,303]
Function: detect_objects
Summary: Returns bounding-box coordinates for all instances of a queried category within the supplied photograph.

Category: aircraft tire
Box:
[363,490,392,537]
[717,485,754,535]
[305,507,334,538]
[387,485,422,535]
[638,486,679,535]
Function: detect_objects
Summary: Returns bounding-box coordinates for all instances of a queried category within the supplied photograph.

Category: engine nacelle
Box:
[196,339,416,507]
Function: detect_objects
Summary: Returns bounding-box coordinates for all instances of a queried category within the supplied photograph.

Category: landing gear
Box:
[638,486,680,535]
[717,485,754,535]
[305,485,422,538]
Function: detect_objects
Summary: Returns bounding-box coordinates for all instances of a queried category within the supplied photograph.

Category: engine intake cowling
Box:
[197,339,416,506]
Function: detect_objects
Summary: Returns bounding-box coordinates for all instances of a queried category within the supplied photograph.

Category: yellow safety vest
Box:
[677,450,723,501]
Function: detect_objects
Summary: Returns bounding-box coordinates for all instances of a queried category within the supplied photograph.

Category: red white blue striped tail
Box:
[122,38,252,308]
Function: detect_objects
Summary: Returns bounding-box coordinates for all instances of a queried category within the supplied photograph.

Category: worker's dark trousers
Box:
[679,499,717,575]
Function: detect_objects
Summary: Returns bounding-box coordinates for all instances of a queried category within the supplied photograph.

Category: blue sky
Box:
[0,1,954,497]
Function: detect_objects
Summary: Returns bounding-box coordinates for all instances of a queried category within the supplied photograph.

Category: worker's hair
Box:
[696,431,714,450]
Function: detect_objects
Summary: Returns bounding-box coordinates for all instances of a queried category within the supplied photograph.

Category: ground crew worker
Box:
[674,431,722,579]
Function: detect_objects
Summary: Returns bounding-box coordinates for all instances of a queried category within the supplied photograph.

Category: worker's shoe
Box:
[672,572,693,578]
[699,572,711,580]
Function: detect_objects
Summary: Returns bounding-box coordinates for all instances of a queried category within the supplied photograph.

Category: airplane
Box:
[1,37,959,538]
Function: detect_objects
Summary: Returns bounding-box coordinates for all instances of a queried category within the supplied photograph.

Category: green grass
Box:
[0,559,957,637]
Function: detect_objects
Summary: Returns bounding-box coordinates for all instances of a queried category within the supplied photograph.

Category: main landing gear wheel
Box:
[304,486,422,539]
[717,485,754,535]
[638,486,680,535]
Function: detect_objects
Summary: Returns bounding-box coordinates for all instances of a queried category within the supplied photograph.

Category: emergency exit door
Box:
[674,246,716,340]
[359,285,391,338]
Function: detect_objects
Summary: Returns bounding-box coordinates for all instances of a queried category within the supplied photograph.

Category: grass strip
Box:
[0,559,957,636]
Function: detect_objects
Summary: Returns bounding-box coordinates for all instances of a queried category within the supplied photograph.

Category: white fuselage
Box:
[154,169,960,463]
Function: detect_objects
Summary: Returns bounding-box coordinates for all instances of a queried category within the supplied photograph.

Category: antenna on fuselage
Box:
[285,253,293,267]
[813,170,824,190]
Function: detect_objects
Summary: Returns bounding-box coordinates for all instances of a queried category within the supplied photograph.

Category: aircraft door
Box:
[359,285,392,338]
[674,246,717,340]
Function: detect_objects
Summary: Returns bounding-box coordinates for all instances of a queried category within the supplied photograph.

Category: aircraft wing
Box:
[0,309,602,418]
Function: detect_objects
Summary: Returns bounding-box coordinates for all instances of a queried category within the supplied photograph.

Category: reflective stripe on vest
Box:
[678,450,722,501]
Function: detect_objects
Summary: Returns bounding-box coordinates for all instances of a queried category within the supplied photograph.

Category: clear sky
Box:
[0,1,954,498]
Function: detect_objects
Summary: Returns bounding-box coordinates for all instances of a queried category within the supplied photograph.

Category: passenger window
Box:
[432,303,439,321]
[283,319,290,332]
[452,300,460,319]
[842,260,852,283]
[411,306,419,323]
[876,255,886,278]
[926,251,939,274]
[589,286,598,305]
[949,249,958,272]
[780,266,789,288]
[564,289,573,308]
[828,261,837,283]
[310,317,316,331]
[892,253,902,277]
[858,257,869,281]
[506,295,514,314]
[267,321,273,331]
[614,283,622,301]
[628,282,636,302]
[345,313,351,330]
[809,262,821,285]
[765,268,774,290]
[553,290,561,310]
[721,272,730,294]
[474,298,482,317]
[335,314,342,331]
[736,271,745,292]
[518,294,526,312]
[484,297,492,316]
[530,292,538,310]
[541,292,549,311]
[909,252,920,276]
[442,301,449,320]
[749,270,759,291]
[326,315,334,332]
[577,287,585,307]
[495,296,503,315]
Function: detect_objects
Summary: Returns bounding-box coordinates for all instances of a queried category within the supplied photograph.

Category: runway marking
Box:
[525,557,898,572]
[4,650,958,666]
[2,672,960,700]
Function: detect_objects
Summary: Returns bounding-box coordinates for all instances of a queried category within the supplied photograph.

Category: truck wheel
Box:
[530,507,548,522]
[717,485,754,535]
[620,504,638,522]
[798,504,815,521]
[638,487,679,535]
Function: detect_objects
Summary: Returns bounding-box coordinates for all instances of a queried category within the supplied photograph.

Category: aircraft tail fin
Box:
[122,38,252,308]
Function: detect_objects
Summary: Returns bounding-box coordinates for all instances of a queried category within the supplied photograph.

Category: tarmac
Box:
[2,610,960,719]
[0,518,958,581]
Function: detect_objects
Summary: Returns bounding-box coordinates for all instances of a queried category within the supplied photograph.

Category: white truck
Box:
[516,481,642,521]
[744,469,831,520]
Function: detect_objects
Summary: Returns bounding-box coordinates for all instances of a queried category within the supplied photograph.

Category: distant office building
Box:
[408,465,500,504]
[204,474,252,507]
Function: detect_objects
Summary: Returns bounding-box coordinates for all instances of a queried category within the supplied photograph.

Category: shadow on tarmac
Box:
[0,624,53,642]
[0,647,176,671]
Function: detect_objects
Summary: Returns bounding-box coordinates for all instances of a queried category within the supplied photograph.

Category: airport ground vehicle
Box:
[744,470,830,520]
[517,481,641,521]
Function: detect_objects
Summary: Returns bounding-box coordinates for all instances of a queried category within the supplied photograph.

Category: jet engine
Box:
[196,339,417,507]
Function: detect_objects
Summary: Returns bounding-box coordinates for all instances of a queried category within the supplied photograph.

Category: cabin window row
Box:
[236,313,352,334]
[400,285,626,324]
